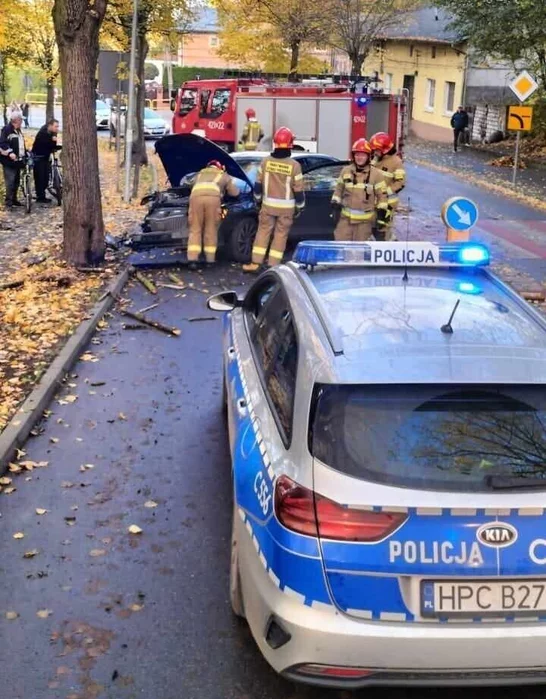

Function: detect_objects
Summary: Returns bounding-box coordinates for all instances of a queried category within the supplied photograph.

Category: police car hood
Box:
[154,134,252,187]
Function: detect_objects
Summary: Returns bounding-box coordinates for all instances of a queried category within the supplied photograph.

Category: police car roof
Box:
[287,264,546,385]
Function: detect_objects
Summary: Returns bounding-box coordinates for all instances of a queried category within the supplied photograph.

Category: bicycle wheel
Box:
[24,172,32,214]
[52,168,62,206]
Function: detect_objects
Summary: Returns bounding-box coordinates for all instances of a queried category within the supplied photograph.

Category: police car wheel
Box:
[230,502,246,618]
[228,217,257,263]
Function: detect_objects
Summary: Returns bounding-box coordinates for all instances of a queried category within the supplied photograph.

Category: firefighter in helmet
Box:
[240,108,264,151]
[331,138,389,242]
[242,126,305,272]
[370,131,406,240]
[187,160,239,269]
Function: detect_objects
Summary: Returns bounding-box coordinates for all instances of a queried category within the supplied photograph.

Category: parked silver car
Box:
[208,240,546,688]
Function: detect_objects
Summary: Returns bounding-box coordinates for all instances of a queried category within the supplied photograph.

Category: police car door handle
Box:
[227,346,236,360]
[236,398,247,417]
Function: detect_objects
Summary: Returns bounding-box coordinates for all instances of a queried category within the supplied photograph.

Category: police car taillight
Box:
[275,475,407,541]
[296,664,376,679]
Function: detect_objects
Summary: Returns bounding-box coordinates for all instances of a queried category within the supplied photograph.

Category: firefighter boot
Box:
[242,263,261,273]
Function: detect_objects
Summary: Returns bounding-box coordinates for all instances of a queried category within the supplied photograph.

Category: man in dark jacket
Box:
[450,106,469,152]
[0,113,26,208]
[20,101,30,128]
[32,118,60,203]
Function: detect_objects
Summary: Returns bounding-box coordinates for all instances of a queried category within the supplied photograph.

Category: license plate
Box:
[422,579,546,617]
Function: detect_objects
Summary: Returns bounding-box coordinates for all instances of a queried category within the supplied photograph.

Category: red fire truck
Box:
[171,77,407,160]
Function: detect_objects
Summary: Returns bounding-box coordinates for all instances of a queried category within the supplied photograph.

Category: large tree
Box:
[328,0,420,76]
[215,0,334,79]
[435,0,546,92]
[53,0,107,265]
[27,0,59,119]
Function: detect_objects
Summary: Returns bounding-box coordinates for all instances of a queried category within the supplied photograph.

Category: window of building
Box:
[209,36,219,48]
[444,81,456,113]
[384,73,393,93]
[431,46,437,59]
[425,78,436,110]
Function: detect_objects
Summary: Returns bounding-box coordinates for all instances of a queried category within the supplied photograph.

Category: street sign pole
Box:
[123,0,139,203]
[512,130,521,186]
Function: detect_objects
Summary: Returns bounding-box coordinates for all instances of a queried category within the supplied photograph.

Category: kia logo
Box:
[477,522,518,548]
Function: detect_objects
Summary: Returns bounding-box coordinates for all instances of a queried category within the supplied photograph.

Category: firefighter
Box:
[187,160,239,269]
[242,127,304,272]
[240,108,264,151]
[370,131,406,240]
[331,138,389,242]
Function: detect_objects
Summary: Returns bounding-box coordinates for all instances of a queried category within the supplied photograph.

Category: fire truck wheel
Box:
[228,217,257,263]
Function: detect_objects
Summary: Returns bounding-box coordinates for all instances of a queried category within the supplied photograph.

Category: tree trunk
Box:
[132,32,148,198]
[0,54,8,126]
[45,78,55,121]
[289,41,300,80]
[53,0,107,267]
[350,53,365,78]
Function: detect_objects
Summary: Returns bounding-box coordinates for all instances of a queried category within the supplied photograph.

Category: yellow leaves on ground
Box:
[13,532,25,539]
[5,611,19,620]
[36,609,53,618]
[128,524,143,535]
[144,500,158,509]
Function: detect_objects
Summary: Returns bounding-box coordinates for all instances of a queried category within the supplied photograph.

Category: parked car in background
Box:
[110,107,170,139]
[131,134,344,262]
[96,99,110,130]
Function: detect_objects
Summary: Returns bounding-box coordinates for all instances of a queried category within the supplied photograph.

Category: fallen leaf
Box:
[144,500,158,509]
[36,609,52,618]
[5,611,19,620]
[3,487,16,494]
[60,481,74,489]
[19,460,37,471]
[118,412,127,421]
[50,437,59,444]
[35,508,48,516]
[130,604,143,612]
[37,461,49,468]
[0,476,12,485]
[89,549,106,557]
[23,549,39,558]
[128,525,142,535]
[15,448,26,459]
[80,353,99,362]
[13,532,25,539]
[65,395,78,403]
[64,517,76,526]
[9,463,22,473]
[70,504,78,511]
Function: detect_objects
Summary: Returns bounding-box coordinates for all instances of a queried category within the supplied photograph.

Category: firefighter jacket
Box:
[331,164,388,223]
[241,119,264,150]
[373,154,405,207]
[189,166,240,202]
[254,154,305,216]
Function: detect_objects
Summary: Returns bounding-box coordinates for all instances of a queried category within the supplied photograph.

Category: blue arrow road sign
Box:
[442,197,479,231]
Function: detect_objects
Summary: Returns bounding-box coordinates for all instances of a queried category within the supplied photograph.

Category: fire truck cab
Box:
[171,77,406,160]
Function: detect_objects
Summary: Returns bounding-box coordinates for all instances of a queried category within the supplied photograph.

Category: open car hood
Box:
[154,134,252,188]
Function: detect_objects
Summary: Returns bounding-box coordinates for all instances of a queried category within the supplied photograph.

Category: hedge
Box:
[163,66,225,89]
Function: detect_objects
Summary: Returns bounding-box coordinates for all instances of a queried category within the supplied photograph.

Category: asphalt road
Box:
[1,161,546,698]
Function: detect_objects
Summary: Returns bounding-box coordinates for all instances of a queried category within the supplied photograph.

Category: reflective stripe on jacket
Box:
[241,120,263,150]
[189,167,240,201]
[331,164,388,222]
[255,156,304,215]
[373,153,405,206]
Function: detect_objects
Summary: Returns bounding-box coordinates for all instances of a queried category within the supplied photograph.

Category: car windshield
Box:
[96,100,108,111]
[179,171,251,194]
[144,108,157,119]
[311,384,546,492]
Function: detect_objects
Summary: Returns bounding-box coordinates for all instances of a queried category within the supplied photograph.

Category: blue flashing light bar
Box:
[293,241,490,268]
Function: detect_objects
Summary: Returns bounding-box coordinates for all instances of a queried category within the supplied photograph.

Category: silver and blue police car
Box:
[207,240,546,687]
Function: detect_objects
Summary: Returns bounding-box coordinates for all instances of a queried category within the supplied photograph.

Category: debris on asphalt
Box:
[122,323,148,330]
[128,524,143,535]
[121,309,181,337]
[156,282,187,291]
[132,269,158,295]
[521,291,545,302]
[186,316,217,323]
[137,302,159,313]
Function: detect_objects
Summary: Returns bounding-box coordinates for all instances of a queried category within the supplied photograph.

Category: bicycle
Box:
[20,154,33,214]
[48,150,62,206]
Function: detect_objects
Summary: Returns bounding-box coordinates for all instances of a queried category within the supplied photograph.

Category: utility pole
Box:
[123,0,138,202]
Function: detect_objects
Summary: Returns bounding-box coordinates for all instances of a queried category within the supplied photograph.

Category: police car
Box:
[207,240,546,687]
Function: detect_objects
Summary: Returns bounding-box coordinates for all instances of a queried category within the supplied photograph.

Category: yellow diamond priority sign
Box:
[509,70,538,102]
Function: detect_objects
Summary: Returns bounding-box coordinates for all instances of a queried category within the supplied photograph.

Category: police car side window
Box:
[266,317,298,442]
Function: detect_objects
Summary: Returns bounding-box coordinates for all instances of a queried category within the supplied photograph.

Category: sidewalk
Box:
[406,138,546,206]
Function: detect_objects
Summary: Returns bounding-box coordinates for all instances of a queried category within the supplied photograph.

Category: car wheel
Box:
[228,217,257,263]
[230,501,246,618]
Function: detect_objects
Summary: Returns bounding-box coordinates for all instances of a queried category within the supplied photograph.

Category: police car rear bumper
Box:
[237,518,546,687]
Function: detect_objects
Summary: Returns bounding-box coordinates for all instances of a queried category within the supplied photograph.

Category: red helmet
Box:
[369,131,394,154]
[273,126,294,149]
[245,108,256,119]
[351,138,372,155]
[207,160,225,171]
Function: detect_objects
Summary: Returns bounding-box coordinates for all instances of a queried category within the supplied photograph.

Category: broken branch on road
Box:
[120,310,181,337]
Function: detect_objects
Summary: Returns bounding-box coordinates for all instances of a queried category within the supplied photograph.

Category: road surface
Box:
[1,158,546,699]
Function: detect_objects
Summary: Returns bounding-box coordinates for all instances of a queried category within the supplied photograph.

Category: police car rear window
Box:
[311,384,546,492]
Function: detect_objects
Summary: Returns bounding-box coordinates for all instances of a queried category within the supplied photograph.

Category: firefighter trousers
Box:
[251,210,294,266]
[334,217,373,242]
[187,196,221,262]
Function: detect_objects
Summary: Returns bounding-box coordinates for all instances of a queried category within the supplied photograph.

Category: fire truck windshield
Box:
[179,89,197,117]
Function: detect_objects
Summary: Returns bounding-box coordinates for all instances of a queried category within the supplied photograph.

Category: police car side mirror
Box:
[207,291,240,312]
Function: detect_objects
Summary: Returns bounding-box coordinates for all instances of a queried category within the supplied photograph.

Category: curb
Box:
[0,267,129,475]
